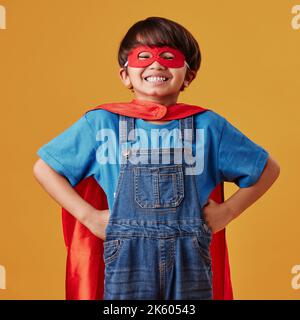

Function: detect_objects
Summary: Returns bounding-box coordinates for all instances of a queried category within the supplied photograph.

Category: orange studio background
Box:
[0,0,299,299]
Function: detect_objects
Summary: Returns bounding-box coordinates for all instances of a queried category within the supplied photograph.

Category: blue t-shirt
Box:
[37,109,269,211]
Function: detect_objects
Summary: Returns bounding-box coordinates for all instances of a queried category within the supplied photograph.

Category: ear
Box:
[119,67,132,89]
[183,69,197,87]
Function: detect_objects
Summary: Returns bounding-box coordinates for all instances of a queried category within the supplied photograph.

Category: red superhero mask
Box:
[124,45,190,69]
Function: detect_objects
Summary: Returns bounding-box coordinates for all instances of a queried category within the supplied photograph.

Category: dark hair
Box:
[118,17,201,73]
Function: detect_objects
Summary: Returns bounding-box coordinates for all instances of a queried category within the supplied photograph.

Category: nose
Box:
[148,60,166,69]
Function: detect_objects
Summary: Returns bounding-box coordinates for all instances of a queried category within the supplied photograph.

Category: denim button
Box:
[122,149,131,157]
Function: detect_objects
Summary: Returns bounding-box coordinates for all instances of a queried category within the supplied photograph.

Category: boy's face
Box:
[119,46,196,105]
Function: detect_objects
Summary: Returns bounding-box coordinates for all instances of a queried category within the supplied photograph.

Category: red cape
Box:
[62,99,234,300]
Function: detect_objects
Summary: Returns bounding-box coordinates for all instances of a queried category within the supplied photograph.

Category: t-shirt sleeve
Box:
[36,114,97,187]
[218,117,269,188]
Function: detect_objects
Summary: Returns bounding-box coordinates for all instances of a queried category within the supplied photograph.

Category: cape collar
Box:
[86,98,209,120]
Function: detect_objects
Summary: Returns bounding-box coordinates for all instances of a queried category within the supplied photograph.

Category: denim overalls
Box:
[103,115,213,300]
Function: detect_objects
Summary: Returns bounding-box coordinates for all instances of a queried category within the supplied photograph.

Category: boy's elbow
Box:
[33,158,41,179]
[33,158,47,180]
[266,155,280,180]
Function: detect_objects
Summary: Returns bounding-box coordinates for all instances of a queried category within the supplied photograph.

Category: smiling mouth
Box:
[144,76,170,83]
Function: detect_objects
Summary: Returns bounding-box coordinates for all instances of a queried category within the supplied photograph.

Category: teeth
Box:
[145,76,168,82]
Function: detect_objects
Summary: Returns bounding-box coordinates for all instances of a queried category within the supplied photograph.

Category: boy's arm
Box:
[225,155,280,218]
[33,158,109,240]
[204,155,280,233]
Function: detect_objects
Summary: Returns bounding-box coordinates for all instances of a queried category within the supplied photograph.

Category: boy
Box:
[33,17,280,299]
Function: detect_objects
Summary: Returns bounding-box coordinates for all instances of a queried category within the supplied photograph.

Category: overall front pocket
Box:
[134,165,184,208]
[192,235,212,267]
[103,239,124,265]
